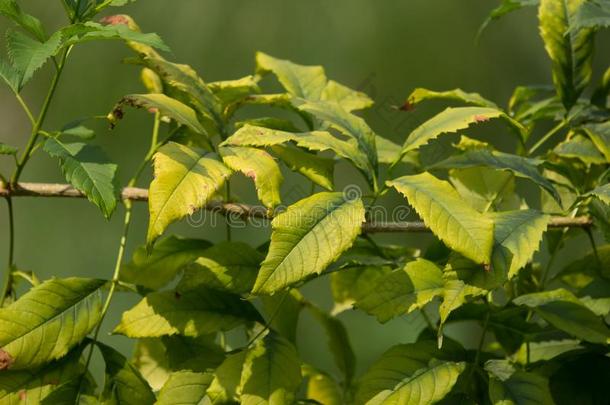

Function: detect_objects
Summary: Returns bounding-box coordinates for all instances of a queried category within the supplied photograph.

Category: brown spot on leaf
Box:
[147,107,159,114]
[399,100,415,112]
[18,390,26,401]
[0,349,14,370]
[484,263,492,272]
[100,15,130,26]
[474,114,489,123]
[245,170,257,180]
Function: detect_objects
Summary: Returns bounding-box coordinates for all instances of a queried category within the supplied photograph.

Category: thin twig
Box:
[0,182,595,232]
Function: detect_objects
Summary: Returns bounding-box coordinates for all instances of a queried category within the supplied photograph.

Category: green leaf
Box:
[147,142,231,245]
[356,259,445,323]
[43,138,119,219]
[0,58,20,93]
[114,289,262,338]
[331,265,393,315]
[439,268,489,328]
[0,0,46,41]
[450,167,516,212]
[220,146,283,209]
[132,339,172,391]
[488,210,550,278]
[256,52,327,100]
[298,100,379,180]
[583,121,610,162]
[365,361,466,405]
[432,149,562,205]
[553,133,607,165]
[206,350,246,403]
[261,290,304,344]
[98,342,156,405]
[0,277,104,370]
[308,306,356,384]
[252,192,365,294]
[570,0,610,32]
[60,21,168,50]
[0,345,85,403]
[488,369,554,405]
[305,368,344,405]
[120,236,212,290]
[539,0,594,108]
[388,173,495,265]
[178,241,263,295]
[512,340,582,365]
[0,141,17,156]
[513,288,610,343]
[584,183,610,204]
[6,30,62,89]
[405,88,498,108]
[270,145,335,190]
[141,56,222,127]
[224,125,372,183]
[478,0,540,38]
[355,340,465,404]
[109,94,207,135]
[156,371,213,405]
[399,107,524,156]
[239,332,302,405]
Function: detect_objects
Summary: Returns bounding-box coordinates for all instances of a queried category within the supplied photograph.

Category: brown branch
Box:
[0,182,593,232]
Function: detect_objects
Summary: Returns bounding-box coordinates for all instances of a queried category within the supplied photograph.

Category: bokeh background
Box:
[1,0,609,381]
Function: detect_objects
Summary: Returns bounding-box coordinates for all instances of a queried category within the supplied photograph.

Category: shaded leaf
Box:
[0,142,17,156]
[553,133,607,165]
[109,94,207,135]
[539,0,594,108]
[0,277,104,370]
[206,350,246,404]
[239,332,302,405]
[44,138,119,219]
[98,342,156,405]
[305,368,344,405]
[331,265,393,315]
[252,192,365,295]
[399,107,524,156]
[6,30,62,89]
[0,0,46,41]
[271,145,335,190]
[450,167,515,212]
[432,149,562,205]
[406,88,498,108]
[488,210,550,278]
[114,289,262,338]
[120,236,212,290]
[479,0,540,38]
[488,368,554,405]
[513,288,610,343]
[178,241,263,295]
[356,259,444,323]
[583,121,610,162]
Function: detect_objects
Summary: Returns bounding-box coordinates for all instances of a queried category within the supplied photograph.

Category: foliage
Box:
[1,0,610,404]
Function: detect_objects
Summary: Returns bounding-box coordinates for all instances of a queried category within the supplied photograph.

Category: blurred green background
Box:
[1,0,608,380]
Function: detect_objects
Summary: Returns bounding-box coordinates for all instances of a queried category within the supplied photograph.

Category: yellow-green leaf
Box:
[388,173,494,265]
[220,145,283,209]
[252,192,365,295]
[0,278,104,370]
[147,142,231,245]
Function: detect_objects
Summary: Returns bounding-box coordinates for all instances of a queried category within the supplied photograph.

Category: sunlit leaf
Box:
[270,145,335,190]
[0,278,104,370]
[147,142,231,245]
[405,88,498,108]
[220,145,283,209]
[388,173,495,264]
[156,371,213,405]
[252,192,365,294]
